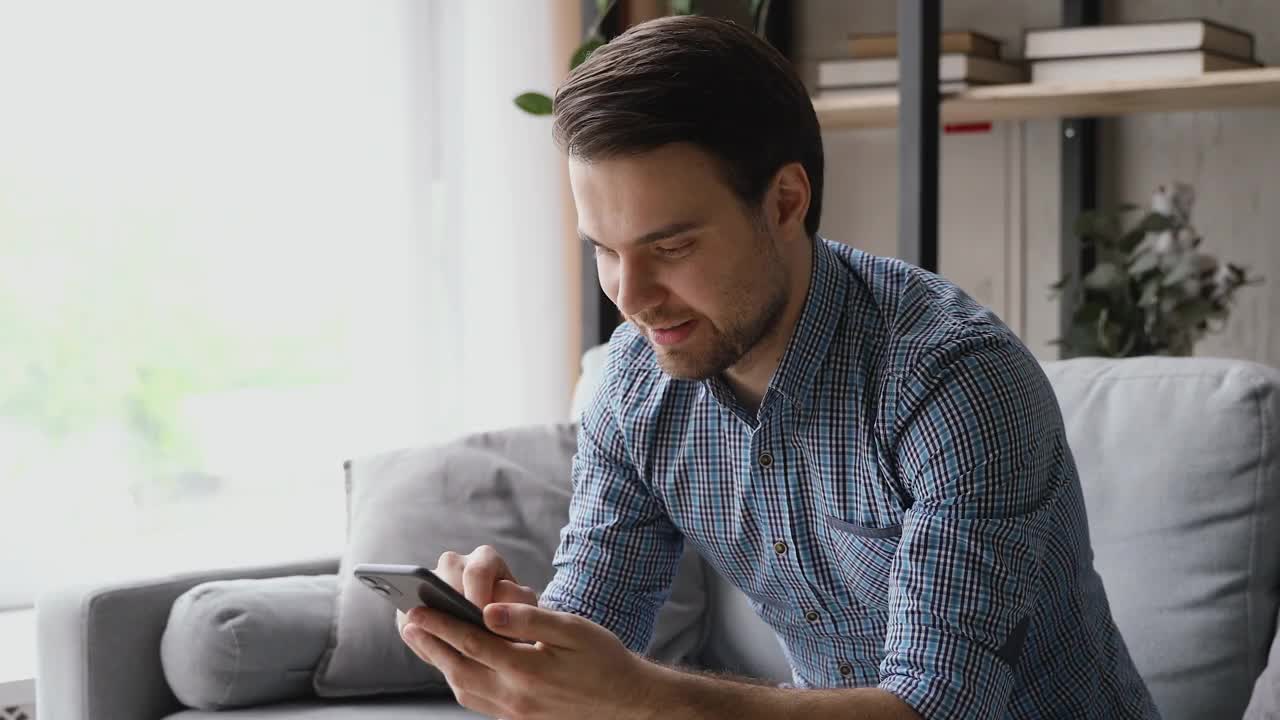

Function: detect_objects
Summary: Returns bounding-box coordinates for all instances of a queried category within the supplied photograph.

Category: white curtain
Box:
[0,0,573,609]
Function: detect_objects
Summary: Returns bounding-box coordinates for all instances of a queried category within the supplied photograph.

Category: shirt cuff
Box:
[877,638,1016,720]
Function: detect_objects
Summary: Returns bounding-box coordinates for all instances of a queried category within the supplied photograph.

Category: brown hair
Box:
[553,15,824,237]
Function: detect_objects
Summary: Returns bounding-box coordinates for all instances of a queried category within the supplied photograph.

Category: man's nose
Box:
[613,258,665,319]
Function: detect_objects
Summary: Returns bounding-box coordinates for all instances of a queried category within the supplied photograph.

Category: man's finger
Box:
[401,622,444,668]
[492,579,538,605]
[433,550,465,592]
[401,626,507,718]
[484,603,593,649]
[462,545,515,607]
[416,607,529,670]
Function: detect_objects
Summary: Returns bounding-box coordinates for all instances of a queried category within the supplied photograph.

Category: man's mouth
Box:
[651,319,695,346]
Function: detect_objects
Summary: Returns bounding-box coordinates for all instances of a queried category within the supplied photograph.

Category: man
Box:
[398,15,1159,720]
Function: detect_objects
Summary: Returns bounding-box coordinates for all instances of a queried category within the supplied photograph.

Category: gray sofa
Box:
[36,356,1280,719]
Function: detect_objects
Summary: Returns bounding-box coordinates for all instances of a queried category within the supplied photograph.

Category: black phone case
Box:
[354,563,489,631]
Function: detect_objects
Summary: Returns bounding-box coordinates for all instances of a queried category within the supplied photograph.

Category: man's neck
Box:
[721,236,815,415]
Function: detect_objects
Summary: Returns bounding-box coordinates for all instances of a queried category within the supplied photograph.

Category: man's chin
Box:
[652,345,728,381]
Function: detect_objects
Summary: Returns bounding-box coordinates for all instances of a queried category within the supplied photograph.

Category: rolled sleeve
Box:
[877,334,1062,720]
[539,358,683,653]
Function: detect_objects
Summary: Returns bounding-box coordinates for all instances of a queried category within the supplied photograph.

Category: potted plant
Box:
[1054,182,1263,358]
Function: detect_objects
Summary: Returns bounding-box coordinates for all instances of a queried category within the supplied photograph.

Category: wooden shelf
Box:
[813,67,1280,129]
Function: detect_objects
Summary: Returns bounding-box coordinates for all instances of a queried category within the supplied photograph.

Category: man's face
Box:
[570,143,789,380]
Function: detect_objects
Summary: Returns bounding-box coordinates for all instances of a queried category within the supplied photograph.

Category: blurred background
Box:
[3,0,1280,651]
[0,0,581,610]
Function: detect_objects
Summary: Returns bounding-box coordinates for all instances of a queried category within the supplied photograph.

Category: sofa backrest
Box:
[1044,356,1280,719]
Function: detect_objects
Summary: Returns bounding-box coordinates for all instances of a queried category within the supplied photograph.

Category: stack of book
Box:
[1025,19,1261,83]
[814,30,1025,100]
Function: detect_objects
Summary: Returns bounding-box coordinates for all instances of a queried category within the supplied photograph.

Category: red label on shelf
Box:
[943,122,993,134]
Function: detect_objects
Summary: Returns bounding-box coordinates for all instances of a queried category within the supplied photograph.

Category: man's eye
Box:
[657,241,693,256]
[593,245,617,257]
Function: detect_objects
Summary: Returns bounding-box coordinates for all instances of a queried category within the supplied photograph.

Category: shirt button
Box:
[758,452,774,468]
[773,541,788,555]
[804,610,820,623]
[839,663,854,677]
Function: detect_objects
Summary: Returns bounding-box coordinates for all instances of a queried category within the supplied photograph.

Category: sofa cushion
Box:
[570,343,609,422]
[1043,356,1280,720]
[1245,603,1280,719]
[695,565,794,684]
[161,574,337,710]
[166,697,483,719]
[312,423,708,698]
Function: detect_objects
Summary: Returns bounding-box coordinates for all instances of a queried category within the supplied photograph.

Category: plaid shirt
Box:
[541,238,1159,719]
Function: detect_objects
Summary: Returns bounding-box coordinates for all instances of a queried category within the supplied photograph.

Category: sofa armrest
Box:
[36,557,339,720]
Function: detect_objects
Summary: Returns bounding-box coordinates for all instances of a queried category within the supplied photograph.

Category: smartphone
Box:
[354,563,491,633]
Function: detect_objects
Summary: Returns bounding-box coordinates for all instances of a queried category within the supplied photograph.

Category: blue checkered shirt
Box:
[541,238,1159,719]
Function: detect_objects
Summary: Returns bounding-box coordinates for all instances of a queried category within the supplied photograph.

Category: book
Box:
[1031,50,1259,83]
[847,31,1002,60]
[813,81,980,101]
[817,54,1026,89]
[1024,19,1253,61]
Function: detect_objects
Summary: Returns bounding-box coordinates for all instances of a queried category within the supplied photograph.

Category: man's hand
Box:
[400,601,657,720]
[395,545,537,636]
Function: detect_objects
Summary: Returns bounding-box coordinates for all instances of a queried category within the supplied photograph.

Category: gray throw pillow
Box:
[312,423,708,698]
[161,574,337,710]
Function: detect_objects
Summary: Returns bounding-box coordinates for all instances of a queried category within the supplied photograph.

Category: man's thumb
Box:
[484,603,583,648]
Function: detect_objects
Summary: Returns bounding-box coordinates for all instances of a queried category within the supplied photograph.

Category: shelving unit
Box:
[813,67,1280,130]
[576,1,1280,352]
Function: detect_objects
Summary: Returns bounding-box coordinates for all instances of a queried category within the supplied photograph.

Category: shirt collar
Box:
[703,236,847,418]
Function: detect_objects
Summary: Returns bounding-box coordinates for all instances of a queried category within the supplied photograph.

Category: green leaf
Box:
[669,0,694,14]
[571,36,605,71]
[1129,250,1159,276]
[1137,211,1175,234]
[1073,210,1109,242]
[1118,227,1147,254]
[513,92,554,115]
[1171,298,1219,331]
[1094,306,1138,357]
[1096,245,1131,268]
[1138,279,1161,307]
[1161,254,1196,287]
[1094,307,1116,355]
[1073,300,1105,324]
[1083,262,1126,291]
[1061,318,1099,358]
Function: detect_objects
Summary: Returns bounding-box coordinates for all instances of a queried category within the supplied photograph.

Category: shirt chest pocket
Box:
[824,516,901,613]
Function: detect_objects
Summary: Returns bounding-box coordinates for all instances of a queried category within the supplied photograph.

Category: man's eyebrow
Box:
[579,221,704,249]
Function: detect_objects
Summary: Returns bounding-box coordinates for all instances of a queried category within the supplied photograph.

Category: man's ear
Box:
[766,162,810,236]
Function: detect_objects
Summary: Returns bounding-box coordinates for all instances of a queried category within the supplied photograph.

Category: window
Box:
[0,0,573,610]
